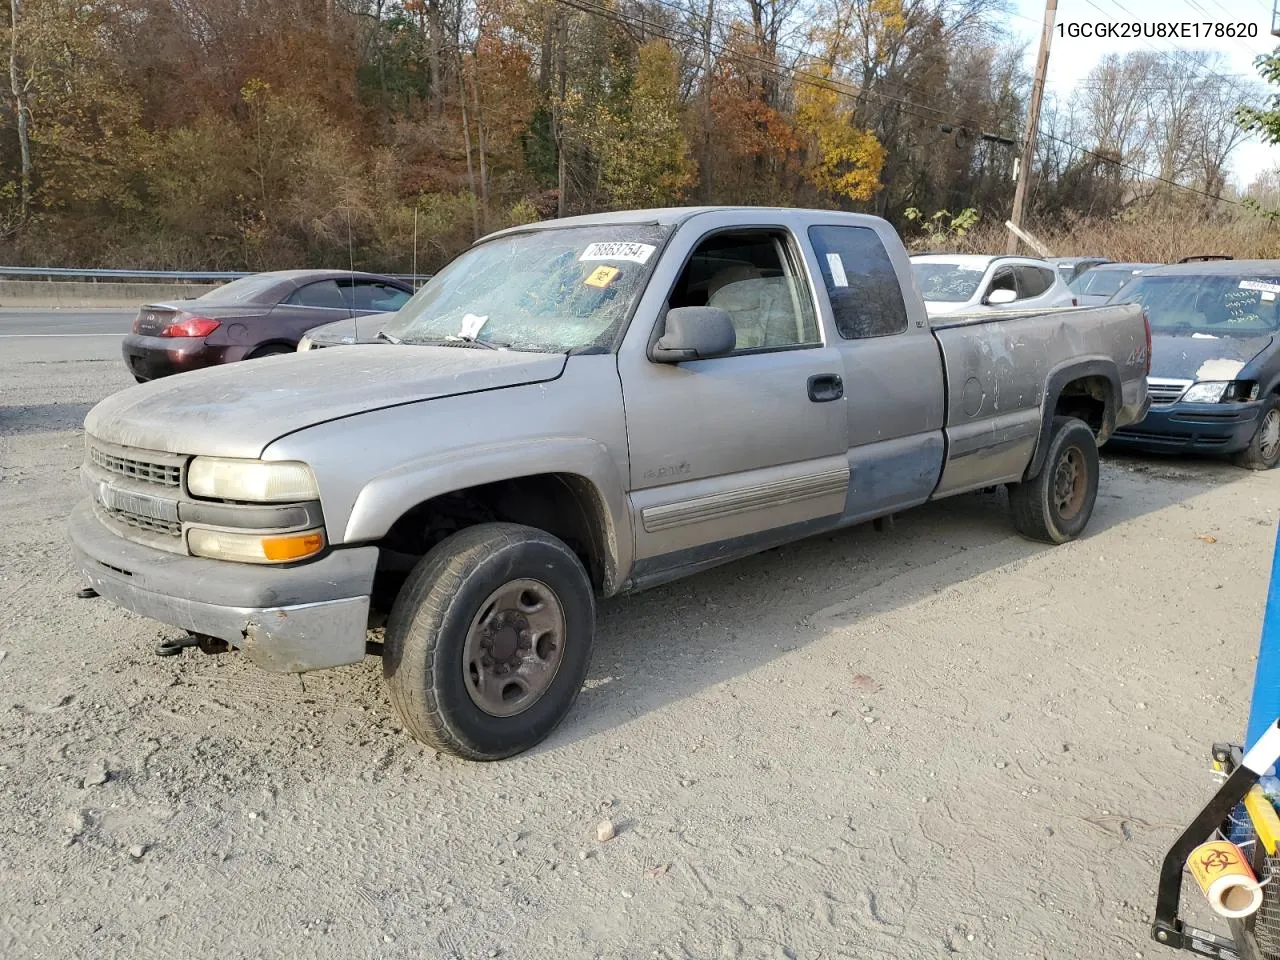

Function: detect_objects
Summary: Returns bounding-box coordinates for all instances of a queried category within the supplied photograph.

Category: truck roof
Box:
[1141,259,1280,277]
[478,206,891,242]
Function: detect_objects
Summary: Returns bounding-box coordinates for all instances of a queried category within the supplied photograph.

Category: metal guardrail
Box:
[0,266,432,283]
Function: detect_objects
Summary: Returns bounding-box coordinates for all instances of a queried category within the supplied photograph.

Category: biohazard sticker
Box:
[585,265,621,288]
[579,241,656,264]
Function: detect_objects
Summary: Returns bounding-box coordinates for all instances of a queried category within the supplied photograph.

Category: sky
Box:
[1010,0,1278,189]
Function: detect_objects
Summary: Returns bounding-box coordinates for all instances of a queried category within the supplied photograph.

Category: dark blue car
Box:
[1109,260,1280,469]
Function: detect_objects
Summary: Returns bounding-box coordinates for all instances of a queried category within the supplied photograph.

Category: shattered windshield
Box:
[911,263,985,302]
[1114,275,1280,336]
[380,224,670,353]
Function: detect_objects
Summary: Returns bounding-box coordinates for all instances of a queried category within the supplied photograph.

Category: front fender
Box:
[343,436,633,594]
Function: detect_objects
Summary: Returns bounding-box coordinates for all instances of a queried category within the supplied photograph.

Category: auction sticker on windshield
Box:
[585,265,620,288]
[1240,280,1280,298]
[580,242,656,264]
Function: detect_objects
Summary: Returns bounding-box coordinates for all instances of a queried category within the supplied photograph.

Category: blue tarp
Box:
[1246,524,1280,752]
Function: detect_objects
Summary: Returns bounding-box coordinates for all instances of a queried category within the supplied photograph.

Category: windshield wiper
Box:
[376,331,402,344]
[408,335,509,350]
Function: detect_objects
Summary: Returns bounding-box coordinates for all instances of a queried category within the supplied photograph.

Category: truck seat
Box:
[708,277,799,348]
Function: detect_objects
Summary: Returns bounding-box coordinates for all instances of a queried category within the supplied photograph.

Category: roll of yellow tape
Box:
[1188,840,1264,919]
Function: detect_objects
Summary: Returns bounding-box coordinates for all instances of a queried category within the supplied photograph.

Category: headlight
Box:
[1181,381,1260,404]
[1181,381,1230,403]
[188,527,325,563]
[187,457,319,502]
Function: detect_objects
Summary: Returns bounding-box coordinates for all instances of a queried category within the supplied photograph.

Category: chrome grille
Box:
[89,444,182,487]
[103,506,181,537]
[1147,378,1192,406]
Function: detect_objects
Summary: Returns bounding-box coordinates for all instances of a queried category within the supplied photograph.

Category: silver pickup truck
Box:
[69,207,1150,759]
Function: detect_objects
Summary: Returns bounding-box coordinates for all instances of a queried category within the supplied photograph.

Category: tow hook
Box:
[155,632,231,658]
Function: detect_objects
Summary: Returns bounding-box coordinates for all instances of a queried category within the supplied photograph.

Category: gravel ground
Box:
[1,338,1278,960]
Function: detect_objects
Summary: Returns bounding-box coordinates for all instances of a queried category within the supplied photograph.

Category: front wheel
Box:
[1233,397,1280,471]
[1008,416,1100,544]
[383,523,596,760]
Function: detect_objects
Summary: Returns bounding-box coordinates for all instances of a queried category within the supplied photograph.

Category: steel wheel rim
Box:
[1053,446,1087,520]
[462,578,567,718]
[1260,409,1280,462]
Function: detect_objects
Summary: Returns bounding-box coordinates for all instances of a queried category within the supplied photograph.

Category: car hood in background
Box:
[85,345,566,458]
[302,312,397,347]
[1150,331,1275,381]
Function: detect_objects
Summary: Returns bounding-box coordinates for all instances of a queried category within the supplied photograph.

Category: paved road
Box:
[0,307,135,337]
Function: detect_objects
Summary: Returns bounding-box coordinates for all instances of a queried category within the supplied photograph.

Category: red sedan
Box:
[122,269,413,381]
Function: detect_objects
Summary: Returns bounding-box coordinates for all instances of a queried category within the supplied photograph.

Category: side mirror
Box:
[650,307,736,363]
[984,287,1017,306]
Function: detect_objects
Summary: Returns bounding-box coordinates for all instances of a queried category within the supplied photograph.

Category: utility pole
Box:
[1007,0,1057,254]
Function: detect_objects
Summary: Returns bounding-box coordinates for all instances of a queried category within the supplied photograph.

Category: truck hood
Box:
[85,345,567,458]
[1150,331,1275,381]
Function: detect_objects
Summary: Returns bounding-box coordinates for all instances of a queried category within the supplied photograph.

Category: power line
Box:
[550,0,1247,208]
[1091,0,1264,94]
[1168,0,1272,60]
[1036,129,1244,205]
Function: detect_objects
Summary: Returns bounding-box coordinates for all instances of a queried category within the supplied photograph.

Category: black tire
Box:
[245,344,293,360]
[1233,396,1280,471]
[383,522,596,760]
[1008,416,1100,544]
[132,374,149,384]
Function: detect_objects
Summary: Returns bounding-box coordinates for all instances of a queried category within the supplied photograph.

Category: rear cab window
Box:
[808,225,908,338]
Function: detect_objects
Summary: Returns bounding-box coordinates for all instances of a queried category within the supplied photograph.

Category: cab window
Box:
[665,230,820,353]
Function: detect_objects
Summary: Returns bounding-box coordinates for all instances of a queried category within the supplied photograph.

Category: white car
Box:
[910,254,1078,317]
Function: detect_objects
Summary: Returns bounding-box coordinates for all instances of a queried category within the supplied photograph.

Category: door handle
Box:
[807,374,844,403]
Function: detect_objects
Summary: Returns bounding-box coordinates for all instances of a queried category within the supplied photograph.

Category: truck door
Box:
[805,224,946,521]
[616,221,850,578]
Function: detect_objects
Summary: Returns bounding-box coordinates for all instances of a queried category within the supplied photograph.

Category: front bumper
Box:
[122,334,238,381]
[1110,399,1264,454]
[69,500,378,672]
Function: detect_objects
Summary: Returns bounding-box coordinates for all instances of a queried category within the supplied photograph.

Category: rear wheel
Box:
[1008,416,1100,544]
[383,523,596,760]
[1233,397,1280,471]
[245,344,293,360]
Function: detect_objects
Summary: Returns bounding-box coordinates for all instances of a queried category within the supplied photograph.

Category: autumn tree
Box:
[586,41,696,209]
[793,62,884,204]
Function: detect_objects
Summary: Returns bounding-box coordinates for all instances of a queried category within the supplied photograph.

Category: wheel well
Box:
[1054,375,1113,441]
[247,340,296,358]
[371,474,613,613]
